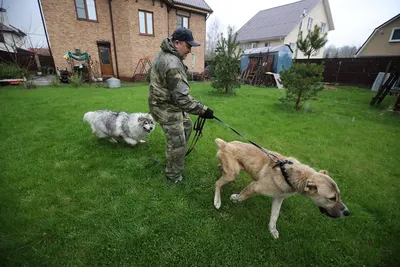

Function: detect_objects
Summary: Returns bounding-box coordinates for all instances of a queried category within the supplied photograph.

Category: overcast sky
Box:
[1,0,400,48]
[206,0,400,47]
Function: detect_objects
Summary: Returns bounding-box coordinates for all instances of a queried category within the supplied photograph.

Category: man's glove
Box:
[200,108,214,119]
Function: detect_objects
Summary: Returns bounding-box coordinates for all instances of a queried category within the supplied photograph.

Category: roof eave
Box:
[323,0,335,30]
[238,36,286,43]
[173,3,213,14]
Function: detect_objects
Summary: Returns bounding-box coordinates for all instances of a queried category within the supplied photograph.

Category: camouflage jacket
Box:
[148,38,206,125]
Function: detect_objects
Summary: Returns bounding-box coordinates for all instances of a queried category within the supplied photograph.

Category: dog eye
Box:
[328,197,336,201]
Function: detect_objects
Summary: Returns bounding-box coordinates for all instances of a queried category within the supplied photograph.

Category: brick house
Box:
[39,0,213,80]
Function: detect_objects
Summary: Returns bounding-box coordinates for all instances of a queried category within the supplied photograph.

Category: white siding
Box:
[284,1,330,59]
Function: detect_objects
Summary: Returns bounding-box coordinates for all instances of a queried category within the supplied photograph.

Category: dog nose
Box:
[343,209,350,216]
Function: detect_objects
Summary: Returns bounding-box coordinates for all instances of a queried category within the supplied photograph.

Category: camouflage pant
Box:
[160,113,193,179]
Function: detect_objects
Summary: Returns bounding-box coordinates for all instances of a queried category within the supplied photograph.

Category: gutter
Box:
[108,0,119,78]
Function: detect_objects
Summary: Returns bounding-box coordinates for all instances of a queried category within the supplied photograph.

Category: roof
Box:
[0,23,27,37]
[243,44,293,55]
[355,13,400,57]
[237,0,333,43]
[172,0,213,13]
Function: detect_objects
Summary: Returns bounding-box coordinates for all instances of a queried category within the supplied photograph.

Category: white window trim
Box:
[307,17,313,30]
[177,15,189,29]
[389,27,400,43]
[75,0,97,21]
[320,22,326,34]
[139,10,154,35]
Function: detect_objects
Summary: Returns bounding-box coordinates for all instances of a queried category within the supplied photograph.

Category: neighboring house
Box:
[0,8,27,53]
[236,0,334,59]
[40,0,213,79]
[28,48,51,56]
[355,13,400,57]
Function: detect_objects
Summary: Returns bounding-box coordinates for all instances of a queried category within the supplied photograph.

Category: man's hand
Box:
[199,108,214,119]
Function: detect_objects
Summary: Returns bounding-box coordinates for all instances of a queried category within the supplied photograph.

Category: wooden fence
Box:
[0,49,55,72]
[295,56,400,87]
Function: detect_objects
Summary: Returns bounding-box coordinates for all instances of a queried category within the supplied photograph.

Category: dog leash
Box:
[213,116,294,186]
[185,116,206,156]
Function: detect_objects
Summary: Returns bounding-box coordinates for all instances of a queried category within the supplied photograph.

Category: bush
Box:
[0,62,21,79]
[24,80,36,89]
[69,73,83,87]
[280,63,324,111]
[51,77,61,87]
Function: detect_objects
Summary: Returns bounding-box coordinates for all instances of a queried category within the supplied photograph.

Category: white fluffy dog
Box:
[83,110,155,146]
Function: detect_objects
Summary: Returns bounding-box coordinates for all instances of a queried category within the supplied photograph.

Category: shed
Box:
[241,44,293,74]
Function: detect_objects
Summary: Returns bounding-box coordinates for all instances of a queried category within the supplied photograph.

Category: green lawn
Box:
[1,83,399,266]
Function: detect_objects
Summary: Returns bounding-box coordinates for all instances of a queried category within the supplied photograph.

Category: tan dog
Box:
[213,138,350,239]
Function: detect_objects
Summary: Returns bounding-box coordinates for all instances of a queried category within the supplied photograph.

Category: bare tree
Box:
[205,17,222,61]
[338,45,358,58]
[0,5,46,86]
[324,45,358,58]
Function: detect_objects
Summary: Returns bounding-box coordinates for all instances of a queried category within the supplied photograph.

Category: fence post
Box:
[335,61,342,84]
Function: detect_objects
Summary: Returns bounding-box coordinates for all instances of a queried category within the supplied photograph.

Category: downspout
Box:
[167,6,171,36]
[37,0,55,70]
[108,0,119,78]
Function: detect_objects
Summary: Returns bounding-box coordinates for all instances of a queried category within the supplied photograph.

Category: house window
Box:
[177,15,189,29]
[75,0,97,21]
[307,17,313,30]
[264,42,270,47]
[320,22,326,33]
[299,21,303,30]
[251,42,258,48]
[241,43,251,51]
[139,10,154,35]
[0,33,4,43]
[389,27,400,42]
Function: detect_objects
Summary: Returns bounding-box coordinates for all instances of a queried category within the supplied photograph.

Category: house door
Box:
[97,42,114,77]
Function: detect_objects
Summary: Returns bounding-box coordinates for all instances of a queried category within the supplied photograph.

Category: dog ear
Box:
[319,170,329,175]
[138,116,145,122]
[304,179,318,193]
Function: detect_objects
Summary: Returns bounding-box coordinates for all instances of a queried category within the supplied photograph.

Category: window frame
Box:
[389,27,400,43]
[320,22,326,34]
[138,10,155,36]
[0,33,4,43]
[74,0,98,22]
[307,17,313,30]
[177,15,189,29]
[264,42,270,47]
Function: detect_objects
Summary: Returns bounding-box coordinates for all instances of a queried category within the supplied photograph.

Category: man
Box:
[148,28,214,183]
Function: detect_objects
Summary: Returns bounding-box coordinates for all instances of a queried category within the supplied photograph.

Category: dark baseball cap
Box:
[171,28,200,47]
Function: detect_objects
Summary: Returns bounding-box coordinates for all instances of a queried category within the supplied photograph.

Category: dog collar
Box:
[273,160,294,187]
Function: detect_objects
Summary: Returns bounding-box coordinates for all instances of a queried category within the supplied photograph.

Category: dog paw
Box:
[109,138,118,143]
[214,198,221,209]
[230,194,240,202]
[139,140,146,143]
[270,229,280,239]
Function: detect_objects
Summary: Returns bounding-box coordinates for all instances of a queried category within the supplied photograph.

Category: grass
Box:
[0,82,399,266]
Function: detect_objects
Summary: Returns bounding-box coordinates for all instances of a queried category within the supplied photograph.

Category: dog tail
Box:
[83,111,95,123]
[215,138,227,148]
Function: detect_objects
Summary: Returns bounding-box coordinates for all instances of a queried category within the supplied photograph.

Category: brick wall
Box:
[41,0,208,79]
[41,0,116,75]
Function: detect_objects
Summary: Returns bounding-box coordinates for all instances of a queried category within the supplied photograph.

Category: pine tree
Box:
[297,25,328,61]
[211,26,242,94]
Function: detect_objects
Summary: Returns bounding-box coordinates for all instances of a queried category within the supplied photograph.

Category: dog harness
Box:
[273,160,294,187]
